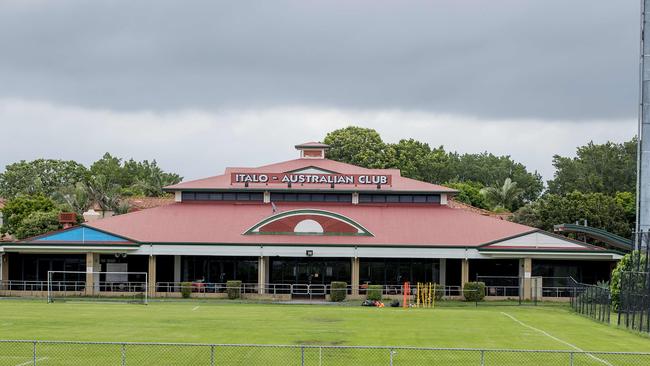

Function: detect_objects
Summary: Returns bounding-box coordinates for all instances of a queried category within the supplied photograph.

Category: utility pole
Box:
[637,0,650,239]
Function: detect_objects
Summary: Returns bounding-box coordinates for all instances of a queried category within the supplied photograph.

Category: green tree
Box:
[0,194,59,236]
[447,152,543,207]
[547,139,637,195]
[444,181,489,209]
[85,175,126,214]
[14,211,61,240]
[390,139,450,182]
[90,153,182,197]
[323,127,394,168]
[0,159,88,199]
[479,178,523,212]
[511,192,632,238]
[54,182,92,215]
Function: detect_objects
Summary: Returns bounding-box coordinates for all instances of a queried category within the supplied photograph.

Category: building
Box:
[0,143,622,300]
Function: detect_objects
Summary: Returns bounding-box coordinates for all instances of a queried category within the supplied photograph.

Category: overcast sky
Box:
[0,0,640,182]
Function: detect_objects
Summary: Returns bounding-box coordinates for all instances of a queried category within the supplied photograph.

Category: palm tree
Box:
[480,178,523,211]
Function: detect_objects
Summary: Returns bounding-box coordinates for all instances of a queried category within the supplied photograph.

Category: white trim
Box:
[486,232,586,249]
[245,209,372,236]
[174,191,182,202]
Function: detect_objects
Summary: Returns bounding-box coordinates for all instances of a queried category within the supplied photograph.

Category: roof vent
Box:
[295,141,329,159]
[58,212,77,229]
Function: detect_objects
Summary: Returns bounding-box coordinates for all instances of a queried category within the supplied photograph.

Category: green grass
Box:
[0,299,649,365]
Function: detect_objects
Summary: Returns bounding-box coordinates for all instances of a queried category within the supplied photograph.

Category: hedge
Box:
[330,281,347,302]
[226,280,242,299]
[366,285,383,301]
[180,282,192,299]
[463,281,486,302]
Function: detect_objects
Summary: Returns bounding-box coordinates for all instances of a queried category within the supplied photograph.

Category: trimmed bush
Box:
[226,280,242,299]
[366,285,383,301]
[330,281,347,302]
[180,282,192,299]
[463,282,486,302]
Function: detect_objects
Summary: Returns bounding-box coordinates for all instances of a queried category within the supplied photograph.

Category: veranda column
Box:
[148,255,156,297]
[85,252,99,296]
[351,257,360,296]
[439,259,446,286]
[521,258,532,300]
[461,259,469,287]
[1,254,8,288]
[258,256,269,294]
[173,255,181,291]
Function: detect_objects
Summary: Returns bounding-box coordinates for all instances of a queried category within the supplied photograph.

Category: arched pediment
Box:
[244,209,373,236]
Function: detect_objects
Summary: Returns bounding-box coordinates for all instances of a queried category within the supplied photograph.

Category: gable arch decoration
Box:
[244,209,374,236]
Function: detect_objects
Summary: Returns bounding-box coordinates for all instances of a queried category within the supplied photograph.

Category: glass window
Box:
[181,192,196,200]
[372,195,386,203]
[312,194,325,201]
[209,193,223,200]
[284,194,297,201]
[222,192,236,201]
[427,195,440,203]
[236,193,250,201]
[297,194,311,202]
[413,195,427,203]
[250,193,263,201]
[386,195,400,203]
[399,195,413,203]
[196,192,210,200]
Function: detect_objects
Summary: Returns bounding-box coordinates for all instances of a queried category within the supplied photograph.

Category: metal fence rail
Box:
[0,340,648,366]
[570,280,611,324]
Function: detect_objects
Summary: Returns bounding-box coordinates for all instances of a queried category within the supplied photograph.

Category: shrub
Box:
[366,285,383,301]
[330,281,347,302]
[463,282,486,302]
[226,280,242,299]
[611,251,647,309]
[180,282,192,299]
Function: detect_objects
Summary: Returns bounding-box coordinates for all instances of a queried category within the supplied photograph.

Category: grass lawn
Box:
[0,299,649,365]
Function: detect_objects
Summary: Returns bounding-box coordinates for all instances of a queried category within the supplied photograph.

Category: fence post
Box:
[121,343,126,366]
[210,345,215,366]
[32,340,36,366]
[389,349,394,366]
[301,346,305,366]
[569,351,574,366]
[480,350,485,366]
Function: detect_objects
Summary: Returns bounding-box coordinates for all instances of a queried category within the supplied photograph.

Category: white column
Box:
[173,255,181,284]
[439,259,446,287]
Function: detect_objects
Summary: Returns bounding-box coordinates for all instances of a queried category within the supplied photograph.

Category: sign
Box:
[231,172,391,185]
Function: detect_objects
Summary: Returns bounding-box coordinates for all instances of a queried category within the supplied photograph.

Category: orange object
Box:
[403,282,410,308]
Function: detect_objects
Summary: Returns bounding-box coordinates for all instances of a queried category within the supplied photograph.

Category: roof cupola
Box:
[295,141,329,159]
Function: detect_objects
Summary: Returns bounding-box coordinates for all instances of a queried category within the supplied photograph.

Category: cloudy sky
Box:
[0,0,640,182]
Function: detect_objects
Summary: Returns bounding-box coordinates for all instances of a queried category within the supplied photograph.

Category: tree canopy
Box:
[0,194,60,238]
[547,139,637,195]
[323,126,543,210]
[0,159,87,200]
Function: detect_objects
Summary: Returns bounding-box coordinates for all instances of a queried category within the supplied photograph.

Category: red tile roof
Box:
[165,158,457,193]
[87,201,536,247]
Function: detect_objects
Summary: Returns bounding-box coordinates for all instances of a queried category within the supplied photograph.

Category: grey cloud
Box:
[0,0,640,120]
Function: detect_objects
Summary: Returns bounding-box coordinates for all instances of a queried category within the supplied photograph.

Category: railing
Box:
[0,280,85,292]
[570,282,611,324]
[0,279,596,299]
[154,282,465,298]
[0,340,648,365]
[99,282,147,293]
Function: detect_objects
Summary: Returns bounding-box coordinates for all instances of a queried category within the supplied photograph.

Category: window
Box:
[359,194,440,204]
[270,193,352,203]
[180,191,263,202]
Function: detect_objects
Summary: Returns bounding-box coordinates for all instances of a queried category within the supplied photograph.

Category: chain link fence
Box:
[0,340,649,365]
